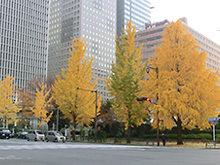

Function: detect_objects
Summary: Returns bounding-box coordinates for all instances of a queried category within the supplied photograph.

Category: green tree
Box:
[52,38,102,139]
[31,82,53,129]
[145,19,220,144]
[0,75,20,128]
[105,21,148,143]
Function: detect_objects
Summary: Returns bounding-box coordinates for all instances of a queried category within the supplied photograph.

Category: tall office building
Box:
[48,0,116,101]
[135,17,220,72]
[0,0,49,91]
[117,0,151,37]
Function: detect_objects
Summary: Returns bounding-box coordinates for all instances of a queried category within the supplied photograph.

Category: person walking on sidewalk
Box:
[161,133,166,146]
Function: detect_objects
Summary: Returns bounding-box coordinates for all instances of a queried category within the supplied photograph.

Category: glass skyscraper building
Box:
[117,0,151,36]
[0,0,49,90]
[48,0,116,101]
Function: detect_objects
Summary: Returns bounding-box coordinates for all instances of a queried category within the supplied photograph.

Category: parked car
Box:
[0,129,11,139]
[27,130,45,141]
[17,131,28,139]
[46,131,66,143]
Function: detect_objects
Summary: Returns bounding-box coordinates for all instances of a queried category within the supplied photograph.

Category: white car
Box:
[46,131,66,143]
[27,130,45,141]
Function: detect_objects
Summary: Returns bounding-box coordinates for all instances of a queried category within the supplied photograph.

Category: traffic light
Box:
[136,97,151,102]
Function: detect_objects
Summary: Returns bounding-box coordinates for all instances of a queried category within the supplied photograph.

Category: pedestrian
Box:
[161,133,166,146]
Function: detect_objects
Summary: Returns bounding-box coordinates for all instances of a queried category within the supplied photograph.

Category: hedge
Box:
[144,133,212,140]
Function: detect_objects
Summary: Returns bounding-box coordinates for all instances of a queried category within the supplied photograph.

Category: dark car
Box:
[0,129,11,139]
[17,131,28,139]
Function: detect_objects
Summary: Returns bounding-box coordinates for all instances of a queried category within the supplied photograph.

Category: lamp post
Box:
[146,66,160,146]
[76,87,98,142]
[56,108,59,131]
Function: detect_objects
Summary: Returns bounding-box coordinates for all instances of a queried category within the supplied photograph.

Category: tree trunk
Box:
[4,119,7,128]
[177,116,183,145]
[72,115,76,140]
[127,111,131,144]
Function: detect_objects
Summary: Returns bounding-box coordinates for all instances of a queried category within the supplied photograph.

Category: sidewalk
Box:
[104,138,219,149]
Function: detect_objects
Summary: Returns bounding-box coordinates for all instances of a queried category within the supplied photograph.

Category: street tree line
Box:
[1,19,220,145]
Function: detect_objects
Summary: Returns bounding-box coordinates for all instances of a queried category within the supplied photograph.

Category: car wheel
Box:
[27,137,30,141]
[54,138,58,142]
[46,138,49,142]
[34,138,37,141]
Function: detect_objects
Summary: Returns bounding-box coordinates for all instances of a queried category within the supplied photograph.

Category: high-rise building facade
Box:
[0,0,49,90]
[117,0,151,37]
[48,0,116,101]
[135,18,220,72]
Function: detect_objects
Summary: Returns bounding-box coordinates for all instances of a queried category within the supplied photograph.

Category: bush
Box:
[216,134,220,140]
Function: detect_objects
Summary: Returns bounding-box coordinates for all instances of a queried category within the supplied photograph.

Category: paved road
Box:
[0,139,219,165]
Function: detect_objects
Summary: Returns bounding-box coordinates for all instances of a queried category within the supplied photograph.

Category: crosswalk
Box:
[0,140,156,151]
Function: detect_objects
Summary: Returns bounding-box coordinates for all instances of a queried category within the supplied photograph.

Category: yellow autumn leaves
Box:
[0,75,20,127]
[52,38,102,130]
[145,19,220,131]
[1,19,220,135]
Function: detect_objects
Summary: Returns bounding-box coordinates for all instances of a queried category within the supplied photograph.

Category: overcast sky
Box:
[150,0,220,44]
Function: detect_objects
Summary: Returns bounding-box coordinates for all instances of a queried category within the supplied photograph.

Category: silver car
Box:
[46,131,66,143]
[27,130,45,141]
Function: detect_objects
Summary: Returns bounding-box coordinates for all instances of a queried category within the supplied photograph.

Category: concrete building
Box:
[48,0,116,101]
[0,0,49,91]
[135,17,220,72]
[117,0,151,37]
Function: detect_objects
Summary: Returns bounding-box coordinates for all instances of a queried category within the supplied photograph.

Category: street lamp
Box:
[76,87,98,142]
[146,66,161,146]
[56,108,59,131]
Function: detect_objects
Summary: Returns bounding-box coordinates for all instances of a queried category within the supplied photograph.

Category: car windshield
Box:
[2,130,10,133]
[36,131,43,134]
[55,132,63,136]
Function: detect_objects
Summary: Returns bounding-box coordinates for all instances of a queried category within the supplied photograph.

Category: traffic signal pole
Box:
[146,66,160,146]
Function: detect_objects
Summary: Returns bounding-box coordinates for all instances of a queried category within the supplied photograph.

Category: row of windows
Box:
[189,29,220,50]
[197,40,220,55]
[1,62,46,70]
[1,29,47,46]
[49,56,112,70]
[83,22,115,33]
[49,50,113,64]
[84,0,115,6]
[1,14,48,33]
[83,5,116,20]
[49,18,79,30]
[0,54,46,67]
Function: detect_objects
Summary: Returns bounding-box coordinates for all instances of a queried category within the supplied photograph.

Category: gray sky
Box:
[150,0,220,44]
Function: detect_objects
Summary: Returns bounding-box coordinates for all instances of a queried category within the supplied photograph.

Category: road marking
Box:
[0,143,157,151]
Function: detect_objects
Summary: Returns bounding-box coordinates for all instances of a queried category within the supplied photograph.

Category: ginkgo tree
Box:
[52,38,102,139]
[145,19,220,144]
[105,20,148,143]
[0,75,20,128]
[31,82,53,129]
[17,89,35,117]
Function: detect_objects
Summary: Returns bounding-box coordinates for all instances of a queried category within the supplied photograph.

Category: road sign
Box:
[207,117,219,121]
[209,121,219,125]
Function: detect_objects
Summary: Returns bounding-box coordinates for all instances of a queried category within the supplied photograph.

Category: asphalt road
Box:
[0,139,219,165]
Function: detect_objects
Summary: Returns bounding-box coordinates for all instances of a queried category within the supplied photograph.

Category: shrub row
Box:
[143,133,213,140]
